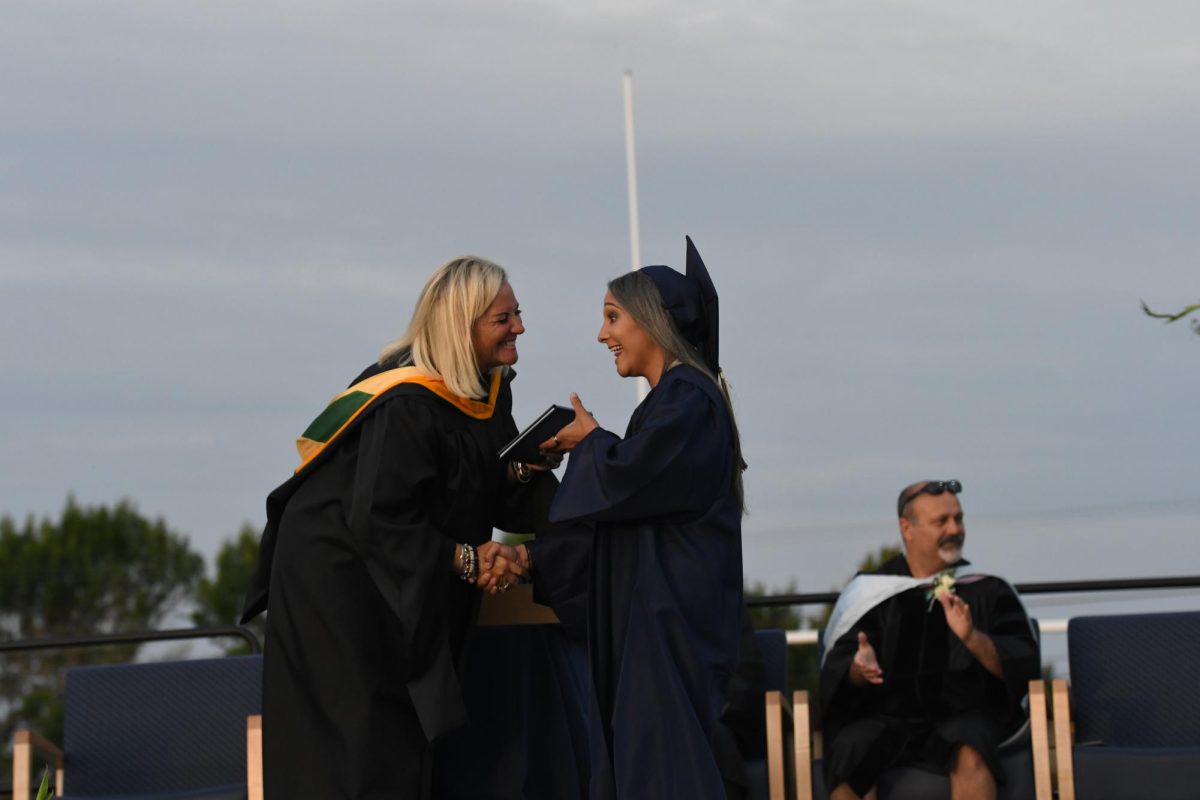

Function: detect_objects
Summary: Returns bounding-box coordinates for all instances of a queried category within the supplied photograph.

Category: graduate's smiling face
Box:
[598,291,669,385]
[899,492,966,578]
[472,282,524,372]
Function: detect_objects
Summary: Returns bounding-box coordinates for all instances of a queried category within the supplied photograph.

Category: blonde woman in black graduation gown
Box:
[240,256,557,799]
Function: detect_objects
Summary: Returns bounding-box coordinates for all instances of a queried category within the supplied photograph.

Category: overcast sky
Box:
[3,1,1197,596]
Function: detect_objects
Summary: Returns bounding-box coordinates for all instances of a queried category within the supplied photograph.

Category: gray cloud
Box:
[2,0,1197,589]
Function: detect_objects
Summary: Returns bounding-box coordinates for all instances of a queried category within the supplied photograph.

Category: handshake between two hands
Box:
[459,394,597,596]
[471,541,529,596]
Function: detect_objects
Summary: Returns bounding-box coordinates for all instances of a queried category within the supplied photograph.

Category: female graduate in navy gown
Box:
[518,237,747,799]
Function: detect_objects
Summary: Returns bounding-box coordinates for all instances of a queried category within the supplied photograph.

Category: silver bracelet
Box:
[458,543,478,582]
[511,461,532,483]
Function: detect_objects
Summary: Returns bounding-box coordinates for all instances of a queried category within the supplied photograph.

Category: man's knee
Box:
[830,784,876,800]
[949,744,990,779]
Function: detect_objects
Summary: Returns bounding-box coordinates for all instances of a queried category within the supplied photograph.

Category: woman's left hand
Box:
[538,392,598,455]
[528,452,563,472]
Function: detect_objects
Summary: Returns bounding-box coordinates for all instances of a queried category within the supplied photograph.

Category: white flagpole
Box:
[623,70,650,401]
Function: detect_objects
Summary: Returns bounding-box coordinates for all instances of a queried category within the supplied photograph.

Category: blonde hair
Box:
[379,256,508,399]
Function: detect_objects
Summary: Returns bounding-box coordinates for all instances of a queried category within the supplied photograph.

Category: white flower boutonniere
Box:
[925,570,957,610]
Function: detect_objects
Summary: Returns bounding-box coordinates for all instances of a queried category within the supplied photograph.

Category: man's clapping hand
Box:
[849,631,884,686]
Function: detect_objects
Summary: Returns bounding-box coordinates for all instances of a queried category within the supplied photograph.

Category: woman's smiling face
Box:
[472,282,524,372]
[597,291,668,385]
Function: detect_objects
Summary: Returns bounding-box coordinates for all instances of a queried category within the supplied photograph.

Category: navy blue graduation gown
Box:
[542,365,743,800]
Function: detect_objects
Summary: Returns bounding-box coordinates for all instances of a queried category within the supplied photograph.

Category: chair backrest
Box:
[63,655,262,794]
[1068,610,1200,747]
[755,628,789,694]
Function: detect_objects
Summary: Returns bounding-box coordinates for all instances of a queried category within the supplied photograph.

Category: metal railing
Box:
[2,575,1195,657]
[0,625,262,655]
[744,573,1200,610]
[746,574,1200,645]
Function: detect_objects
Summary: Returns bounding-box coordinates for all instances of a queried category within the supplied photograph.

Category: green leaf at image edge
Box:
[37,766,52,800]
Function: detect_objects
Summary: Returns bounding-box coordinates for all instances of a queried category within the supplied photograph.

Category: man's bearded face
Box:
[903,492,966,574]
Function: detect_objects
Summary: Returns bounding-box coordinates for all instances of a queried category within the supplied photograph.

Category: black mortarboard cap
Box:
[638,235,720,374]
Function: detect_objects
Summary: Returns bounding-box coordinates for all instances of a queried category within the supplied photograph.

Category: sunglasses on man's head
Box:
[897,480,963,517]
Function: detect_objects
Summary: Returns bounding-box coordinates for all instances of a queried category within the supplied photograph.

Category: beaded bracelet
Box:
[458,543,478,582]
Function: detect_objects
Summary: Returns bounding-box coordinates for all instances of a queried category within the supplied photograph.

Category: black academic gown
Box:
[241,364,555,800]
[540,365,743,800]
[819,556,1040,796]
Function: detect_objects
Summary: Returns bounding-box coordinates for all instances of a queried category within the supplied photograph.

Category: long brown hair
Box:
[608,270,747,512]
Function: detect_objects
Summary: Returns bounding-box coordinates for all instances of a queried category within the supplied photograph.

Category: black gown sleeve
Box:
[528,518,593,638]
[981,581,1041,707]
[343,397,457,658]
[494,471,559,535]
[820,603,885,725]
[343,396,477,738]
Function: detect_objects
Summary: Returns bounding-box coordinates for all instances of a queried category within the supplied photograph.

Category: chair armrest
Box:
[792,690,813,800]
[12,729,64,800]
[1051,678,1076,800]
[765,690,794,800]
[247,714,264,800]
[1027,679,1054,800]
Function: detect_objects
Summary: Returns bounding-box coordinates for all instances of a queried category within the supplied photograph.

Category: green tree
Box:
[191,523,266,655]
[0,497,204,772]
[746,579,804,632]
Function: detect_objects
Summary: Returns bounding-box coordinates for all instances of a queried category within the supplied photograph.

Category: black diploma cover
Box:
[498,405,574,464]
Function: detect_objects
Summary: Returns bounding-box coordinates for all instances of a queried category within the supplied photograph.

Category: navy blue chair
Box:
[12,655,262,800]
[758,628,789,698]
[1053,610,1200,800]
[753,628,789,800]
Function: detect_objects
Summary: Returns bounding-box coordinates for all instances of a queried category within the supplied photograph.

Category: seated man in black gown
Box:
[819,481,1039,800]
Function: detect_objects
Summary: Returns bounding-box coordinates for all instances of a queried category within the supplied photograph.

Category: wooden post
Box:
[792,690,813,800]
[247,715,264,800]
[11,729,64,800]
[765,691,788,800]
[1052,679,1076,800]
[1028,680,1054,800]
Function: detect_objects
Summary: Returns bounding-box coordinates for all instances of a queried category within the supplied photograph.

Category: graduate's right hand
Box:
[476,541,524,594]
[849,631,884,686]
[539,392,598,454]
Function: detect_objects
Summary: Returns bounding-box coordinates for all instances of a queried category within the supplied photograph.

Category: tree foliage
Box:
[1,497,204,639]
[191,523,266,655]
[0,497,204,766]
